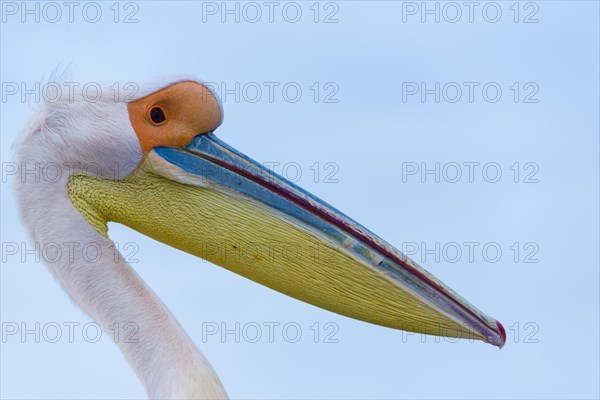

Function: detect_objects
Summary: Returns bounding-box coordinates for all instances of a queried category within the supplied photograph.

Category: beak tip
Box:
[494,319,507,349]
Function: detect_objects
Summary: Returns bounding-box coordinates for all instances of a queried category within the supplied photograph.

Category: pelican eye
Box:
[150,107,166,124]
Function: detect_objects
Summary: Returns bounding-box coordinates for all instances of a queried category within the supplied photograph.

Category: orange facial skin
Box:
[127,81,222,155]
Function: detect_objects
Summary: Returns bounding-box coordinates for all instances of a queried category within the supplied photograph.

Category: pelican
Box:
[14,76,505,399]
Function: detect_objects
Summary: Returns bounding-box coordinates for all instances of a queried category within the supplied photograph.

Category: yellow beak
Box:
[68,132,505,348]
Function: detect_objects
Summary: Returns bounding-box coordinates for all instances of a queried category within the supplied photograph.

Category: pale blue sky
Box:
[1,1,599,399]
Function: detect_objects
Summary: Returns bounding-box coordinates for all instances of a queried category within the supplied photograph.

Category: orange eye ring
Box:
[129,81,222,155]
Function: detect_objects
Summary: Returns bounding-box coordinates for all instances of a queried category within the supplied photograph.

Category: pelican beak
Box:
[69,132,505,348]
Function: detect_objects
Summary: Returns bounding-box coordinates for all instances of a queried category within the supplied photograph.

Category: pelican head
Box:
[15,76,504,398]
